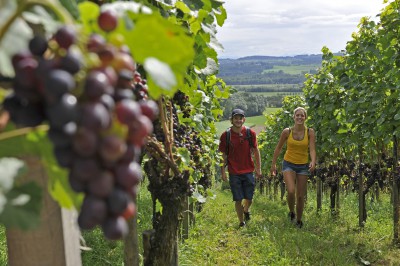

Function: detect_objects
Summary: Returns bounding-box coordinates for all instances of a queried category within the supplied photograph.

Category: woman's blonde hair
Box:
[293,107,307,119]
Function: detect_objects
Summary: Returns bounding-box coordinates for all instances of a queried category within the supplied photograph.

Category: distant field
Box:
[262,64,320,75]
[231,84,303,96]
[249,91,303,97]
[232,84,299,90]
[216,108,279,136]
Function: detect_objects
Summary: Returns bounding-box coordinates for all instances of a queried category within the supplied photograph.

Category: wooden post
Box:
[6,156,81,266]
[358,149,365,227]
[181,196,189,240]
[317,177,322,211]
[142,229,155,265]
[189,202,195,226]
[273,181,278,200]
[393,134,399,244]
[336,177,340,212]
[124,197,139,266]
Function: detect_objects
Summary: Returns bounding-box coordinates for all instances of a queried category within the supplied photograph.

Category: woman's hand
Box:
[270,164,276,176]
[309,161,316,173]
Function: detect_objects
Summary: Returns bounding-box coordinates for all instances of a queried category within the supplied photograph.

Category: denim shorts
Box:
[282,160,310,176]
[229,173,255,201]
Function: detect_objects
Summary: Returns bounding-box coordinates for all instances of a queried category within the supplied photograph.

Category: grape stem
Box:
[157,98,175,165]
[0,124,49,141]
[0,0,74,44]
[146,136,179,175]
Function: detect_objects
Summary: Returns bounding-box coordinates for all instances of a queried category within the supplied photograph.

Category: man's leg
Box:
[235,200,244,224]
[243,199,252,213]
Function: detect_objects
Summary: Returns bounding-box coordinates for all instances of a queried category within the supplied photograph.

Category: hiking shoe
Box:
[244,212,251,222]
[296,220,303,228]
[239,221,246,228]
[288,212,295,222]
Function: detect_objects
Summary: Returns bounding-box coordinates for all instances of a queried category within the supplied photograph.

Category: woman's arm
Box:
[308,128,316,172]
[270,128,289,176]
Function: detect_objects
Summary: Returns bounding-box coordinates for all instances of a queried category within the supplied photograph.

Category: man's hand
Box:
[221,171,228,182]
[255,169,262,179]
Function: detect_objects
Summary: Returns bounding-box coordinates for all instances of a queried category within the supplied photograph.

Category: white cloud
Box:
[217,0,387,58]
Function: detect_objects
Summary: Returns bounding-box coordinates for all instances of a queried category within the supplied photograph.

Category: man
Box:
[219,108,262,227]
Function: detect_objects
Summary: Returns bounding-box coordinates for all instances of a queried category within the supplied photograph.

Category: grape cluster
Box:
[172,91,191,118]
[153,100,211,196]
[3,10,158,240]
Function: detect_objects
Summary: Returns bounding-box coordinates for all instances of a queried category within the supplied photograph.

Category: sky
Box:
[216,0,388,59]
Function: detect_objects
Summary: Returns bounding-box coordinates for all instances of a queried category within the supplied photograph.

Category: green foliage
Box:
[302,0,400,163]
[0,180,42,230]
[0,0,229,234]
[0,157,42,230]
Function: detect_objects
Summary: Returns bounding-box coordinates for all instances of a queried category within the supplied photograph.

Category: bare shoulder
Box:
[282,128,290,137]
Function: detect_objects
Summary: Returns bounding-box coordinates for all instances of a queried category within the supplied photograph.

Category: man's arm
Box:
[253,146,262,178]
[220,153,228,181]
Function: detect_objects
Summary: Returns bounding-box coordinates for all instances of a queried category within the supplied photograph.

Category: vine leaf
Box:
[192,191,206,203]
[144,57,176,90]
[0,157,26,192]
[0,158,42,230]
[176,147,191,171]
[0,181,42,230]
[0,1,32,77]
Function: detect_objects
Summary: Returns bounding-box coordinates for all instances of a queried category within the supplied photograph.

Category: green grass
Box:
[179,186,399,266]
[1,182,399,265]
[262,64,320,75]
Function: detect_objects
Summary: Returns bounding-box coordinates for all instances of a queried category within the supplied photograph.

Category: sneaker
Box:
[288,212,295,222]
[296,220,303,228]
[244,212,251,222]
[239,221,246,228]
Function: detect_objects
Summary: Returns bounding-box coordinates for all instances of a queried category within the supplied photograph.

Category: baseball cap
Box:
[231,108,245,118]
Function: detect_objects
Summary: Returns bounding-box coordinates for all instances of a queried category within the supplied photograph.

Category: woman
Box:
[270,107,316,228]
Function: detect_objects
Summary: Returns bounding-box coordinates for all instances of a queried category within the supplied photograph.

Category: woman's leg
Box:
[283,171,296,213]
[296,174,308,222]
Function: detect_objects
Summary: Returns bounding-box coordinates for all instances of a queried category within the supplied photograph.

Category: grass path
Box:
[179,184,399,266]
[7,180,395,265]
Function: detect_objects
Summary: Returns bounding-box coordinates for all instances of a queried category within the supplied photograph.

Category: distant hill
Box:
[217,54,323,85]
[233,54,322,64]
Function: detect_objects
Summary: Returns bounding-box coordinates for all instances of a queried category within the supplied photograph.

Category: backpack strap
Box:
[245,126,253,148]
[225,128,231,155]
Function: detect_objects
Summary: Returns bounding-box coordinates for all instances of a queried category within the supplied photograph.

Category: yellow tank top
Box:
[284,127,309,164]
